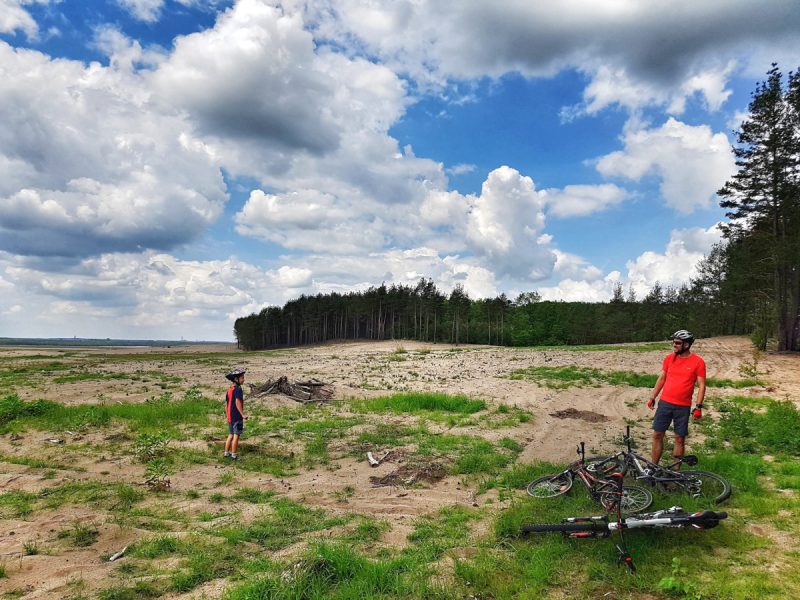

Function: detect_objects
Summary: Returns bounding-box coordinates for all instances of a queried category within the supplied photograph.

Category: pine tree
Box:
[718,64,800,351]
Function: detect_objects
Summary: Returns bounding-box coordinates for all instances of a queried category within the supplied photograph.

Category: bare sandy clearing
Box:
[1,335,797,598]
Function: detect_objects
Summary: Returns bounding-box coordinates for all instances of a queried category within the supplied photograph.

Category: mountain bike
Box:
[584,427,731,504]
[521,504,728,573]
[527,442,653,513]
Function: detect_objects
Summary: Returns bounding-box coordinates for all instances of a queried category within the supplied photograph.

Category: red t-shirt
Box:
[660,353,706,406]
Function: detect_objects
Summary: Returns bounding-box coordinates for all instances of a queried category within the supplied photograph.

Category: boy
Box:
[224,367,247,460]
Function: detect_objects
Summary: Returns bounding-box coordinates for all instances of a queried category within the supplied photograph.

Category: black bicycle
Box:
[527,442,653,513]
[584,427,731,505]
[521,504,728,573]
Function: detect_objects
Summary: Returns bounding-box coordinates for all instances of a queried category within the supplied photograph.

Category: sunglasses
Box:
[672,340,686,346]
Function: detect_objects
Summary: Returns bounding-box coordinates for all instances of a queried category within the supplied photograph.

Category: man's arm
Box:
[648,371,667,408]
[695,376,706,407]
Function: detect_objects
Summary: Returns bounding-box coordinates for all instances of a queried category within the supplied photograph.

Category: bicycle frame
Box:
[570,442,626,502]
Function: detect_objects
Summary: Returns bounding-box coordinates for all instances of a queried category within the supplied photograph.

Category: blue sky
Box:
[1,1,799,341]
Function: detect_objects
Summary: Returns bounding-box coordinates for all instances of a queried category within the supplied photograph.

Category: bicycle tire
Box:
[521,522,607,534]
[599,485,653,513]
[526,473,573,498]
[676,470,732,504]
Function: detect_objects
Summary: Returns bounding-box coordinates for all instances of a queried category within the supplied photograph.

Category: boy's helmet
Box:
[225,367,246,382]
[670,330,694,343]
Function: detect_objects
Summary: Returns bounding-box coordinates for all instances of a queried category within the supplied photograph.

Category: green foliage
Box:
[144,459,172,490]
[215,497,348,551]
[57,521,99,547]
[710,397,800,455]
[658,558,703,599]
[183,385,204,402]
[408,506,480,560]
[352,392,486,414]
[509,365,657,389]
[234,277,748,350]
[132,432,170,462]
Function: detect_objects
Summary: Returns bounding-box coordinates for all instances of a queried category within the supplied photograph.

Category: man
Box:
[224,367,247,460]
[647,330,706,467]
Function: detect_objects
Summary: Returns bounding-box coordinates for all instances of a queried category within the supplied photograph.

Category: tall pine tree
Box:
[718,64,800,351]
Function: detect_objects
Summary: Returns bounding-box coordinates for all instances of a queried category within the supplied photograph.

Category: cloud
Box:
[0,0,51,39]
[446,163,476,176]
[465,166,554,279]
[237,166,558,282]
[0,41,227,258]
[543,184,629,218]
[151,1,347,157]
[306,0,800,112]
[625,225,722,296]
[595,118,735,213]
[117,0,164,23]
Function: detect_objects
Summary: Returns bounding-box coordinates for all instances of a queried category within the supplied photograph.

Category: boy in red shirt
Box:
[647,330,706,466]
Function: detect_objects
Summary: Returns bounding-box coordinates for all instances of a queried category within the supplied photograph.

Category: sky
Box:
[1,1,799,342]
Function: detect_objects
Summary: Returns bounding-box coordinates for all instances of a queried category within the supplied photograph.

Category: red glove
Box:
[692,406,702,420]
[647,398,655,409]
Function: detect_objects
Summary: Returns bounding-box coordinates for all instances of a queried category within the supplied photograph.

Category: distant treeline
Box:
[233,279,749,350]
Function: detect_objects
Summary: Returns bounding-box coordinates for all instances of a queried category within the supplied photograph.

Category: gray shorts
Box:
[228,421,244,435]
[652,401,690,436]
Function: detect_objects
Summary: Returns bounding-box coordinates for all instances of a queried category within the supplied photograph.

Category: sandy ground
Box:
[0,336,797,598]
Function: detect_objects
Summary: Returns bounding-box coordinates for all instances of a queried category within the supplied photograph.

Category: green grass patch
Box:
[508,365,657,389]
[704,397,800,455]
[215,497,349,550]
[352,392,486,415]
[0,393,218,434]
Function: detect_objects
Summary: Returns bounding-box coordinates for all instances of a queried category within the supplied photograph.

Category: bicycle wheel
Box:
[521,522,607,534]
[676,470,731,504]
[599,485,653,513]
[584,455,624,476]
[527,473,573,498]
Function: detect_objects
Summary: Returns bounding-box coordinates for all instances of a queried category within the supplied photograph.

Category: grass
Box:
[57,521,99,547]
[509,366,762,390]
[0,393,218,434]
[702,396,800,455]
[351,392,486,414]
[0,481,144,519]
[214,497,349,551]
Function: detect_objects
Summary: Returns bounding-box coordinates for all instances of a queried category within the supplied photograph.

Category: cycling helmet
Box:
[670,330,694,344]
[225,367,246,382]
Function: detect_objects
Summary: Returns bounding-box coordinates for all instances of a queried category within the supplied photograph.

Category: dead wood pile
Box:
[250,376,334,403]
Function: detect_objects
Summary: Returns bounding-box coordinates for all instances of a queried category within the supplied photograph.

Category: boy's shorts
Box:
[652,401,691,436]
[228,421,244,435]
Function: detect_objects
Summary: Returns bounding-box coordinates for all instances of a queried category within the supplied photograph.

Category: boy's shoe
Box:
[230,453,239,461]
[223,451,232,458]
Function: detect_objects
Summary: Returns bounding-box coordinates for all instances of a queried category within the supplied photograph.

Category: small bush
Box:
[132,432,170,463]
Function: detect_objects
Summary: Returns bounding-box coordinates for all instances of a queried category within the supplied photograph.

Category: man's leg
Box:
[224,434,233,454]
[651,431,665,464]
[672,435,686,470]
[231,434,240,454]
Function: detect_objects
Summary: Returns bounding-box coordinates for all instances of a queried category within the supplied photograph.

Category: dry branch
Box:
[250,376,334,403]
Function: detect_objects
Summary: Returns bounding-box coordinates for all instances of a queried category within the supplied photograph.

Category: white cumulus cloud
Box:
[596,118,736,214]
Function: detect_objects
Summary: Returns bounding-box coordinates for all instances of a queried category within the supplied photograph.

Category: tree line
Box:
[235,64,800,352]
[233,279,748,350]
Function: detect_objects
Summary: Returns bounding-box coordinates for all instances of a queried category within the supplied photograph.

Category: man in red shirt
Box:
[647,330,706,466]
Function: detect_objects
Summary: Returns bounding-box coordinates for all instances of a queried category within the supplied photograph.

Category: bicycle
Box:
[527,441,653,513]
[584,426,731,504]
[520,503,728,573]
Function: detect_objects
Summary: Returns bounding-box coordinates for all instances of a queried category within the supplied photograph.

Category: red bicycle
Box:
[527,442,653,513]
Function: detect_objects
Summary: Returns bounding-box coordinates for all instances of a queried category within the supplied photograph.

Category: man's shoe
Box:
[223,451,232,458]
[230,453,239,461]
